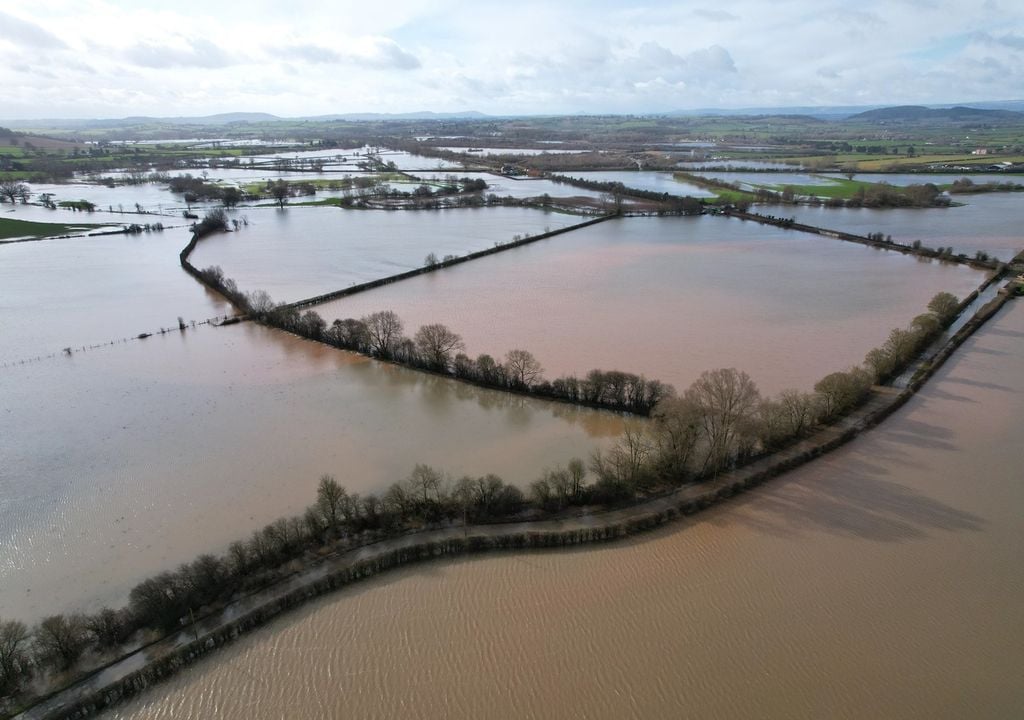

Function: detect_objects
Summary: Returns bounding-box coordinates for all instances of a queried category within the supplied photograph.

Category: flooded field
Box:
[0,202,623,621]
[23,182,194,216]
[0,227,226,364]
[0,322,622,621]
[694,170,839,188]
[694,171,1022,191]
[313,216,985,394]
[786,195,1024,261]
[107,300,1024,720]
[188,206,582,303]
[568,170,717,197]
[413,172,607,201]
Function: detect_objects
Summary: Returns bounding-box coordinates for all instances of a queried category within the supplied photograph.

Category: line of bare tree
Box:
[242,297,674,415]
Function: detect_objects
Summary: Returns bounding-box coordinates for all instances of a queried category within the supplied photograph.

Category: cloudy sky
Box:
[1,0,1022,119]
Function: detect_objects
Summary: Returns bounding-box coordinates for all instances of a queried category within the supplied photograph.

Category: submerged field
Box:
[188,205,581,303]
[106,301,1024,720]
[1,155,1021,717]
[313,216,986,394]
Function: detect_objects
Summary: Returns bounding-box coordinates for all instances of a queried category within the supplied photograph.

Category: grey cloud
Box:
[974,32,1024,50]
[636,43,736,79]
[125,38,234,69]
[356,38,420,70]
[693,9,738,22]
[275,44,341,64]
[272,38,419,70]
[0,10,68,49]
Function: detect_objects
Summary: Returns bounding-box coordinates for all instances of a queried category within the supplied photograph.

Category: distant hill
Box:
[299,111,490,121]
[848,105,1024,123]
[143,112,283,125]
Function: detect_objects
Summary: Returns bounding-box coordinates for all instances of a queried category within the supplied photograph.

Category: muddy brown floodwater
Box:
[314,216,986,394]
[106,300,1024,720]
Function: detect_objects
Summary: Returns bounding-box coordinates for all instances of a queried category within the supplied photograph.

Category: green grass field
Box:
[0,216,105,240]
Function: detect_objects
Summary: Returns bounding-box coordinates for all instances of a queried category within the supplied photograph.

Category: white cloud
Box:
[0,10,67,49]
[124,38,235,69]
[1,0,1023,118]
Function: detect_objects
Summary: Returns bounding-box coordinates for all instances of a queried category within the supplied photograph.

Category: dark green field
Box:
[0,216,104,240]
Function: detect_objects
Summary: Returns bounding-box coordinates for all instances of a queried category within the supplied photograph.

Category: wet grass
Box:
[0,216,104,240]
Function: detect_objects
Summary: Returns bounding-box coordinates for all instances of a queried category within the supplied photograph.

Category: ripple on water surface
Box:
[106,302,1024,720]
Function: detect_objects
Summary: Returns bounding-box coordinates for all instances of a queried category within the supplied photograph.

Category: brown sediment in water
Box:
[16,286,1016,720]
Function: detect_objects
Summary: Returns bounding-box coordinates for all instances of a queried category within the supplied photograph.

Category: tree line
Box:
[242,299,675,415]
[0,290,964,701]
[549,174,706,215]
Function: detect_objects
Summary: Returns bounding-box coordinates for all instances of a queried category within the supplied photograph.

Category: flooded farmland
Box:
[0,206,626,621]
[0,321,622,621]
[106,299,1024,720]
[313,216,986,394]
[785,194,1024,261]
[188,206,582,303]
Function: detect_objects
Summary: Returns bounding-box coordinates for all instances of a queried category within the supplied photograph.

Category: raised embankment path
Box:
[15,278,1018,720]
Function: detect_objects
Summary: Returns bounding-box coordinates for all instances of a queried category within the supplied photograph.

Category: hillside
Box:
[850,105,1024,123]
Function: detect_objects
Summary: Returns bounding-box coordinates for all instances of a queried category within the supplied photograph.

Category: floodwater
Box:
[0,227,227,364]
[434,147,585,156]
[786,195,1024,261]
[0,321,622,621]
[188,206,583,303]
[695,171,840,188]
[682,160,801,170]
[313,216,986,394]
[24,182,193,216]
[695,171,1022,191]
[568,170,717,198]
[107,299,1024,720]
[413,172,607,201]
[0,207,624,620]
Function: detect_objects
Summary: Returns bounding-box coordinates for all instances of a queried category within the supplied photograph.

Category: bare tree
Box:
[0,180,28,204]
[590,423,655,491]
[269,179,290,208]
[650,396,702,479]
[245,289,276,317]
[505,349,543,388]
[361,310,404,358]
[814,367,873,420]
[34,614,90,669]
[85,607,128,650]
[778,389,818,438]
[414,323,464,371]
[316,474,346,533]
[567,457,586,499]
[685,368,761,473]
[405,464,445,510]
[0,619,30,695]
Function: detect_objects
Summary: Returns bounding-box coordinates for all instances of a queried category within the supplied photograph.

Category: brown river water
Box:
[107,299,1024,719]
[0,214,625,621]
[315,216,986,394]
